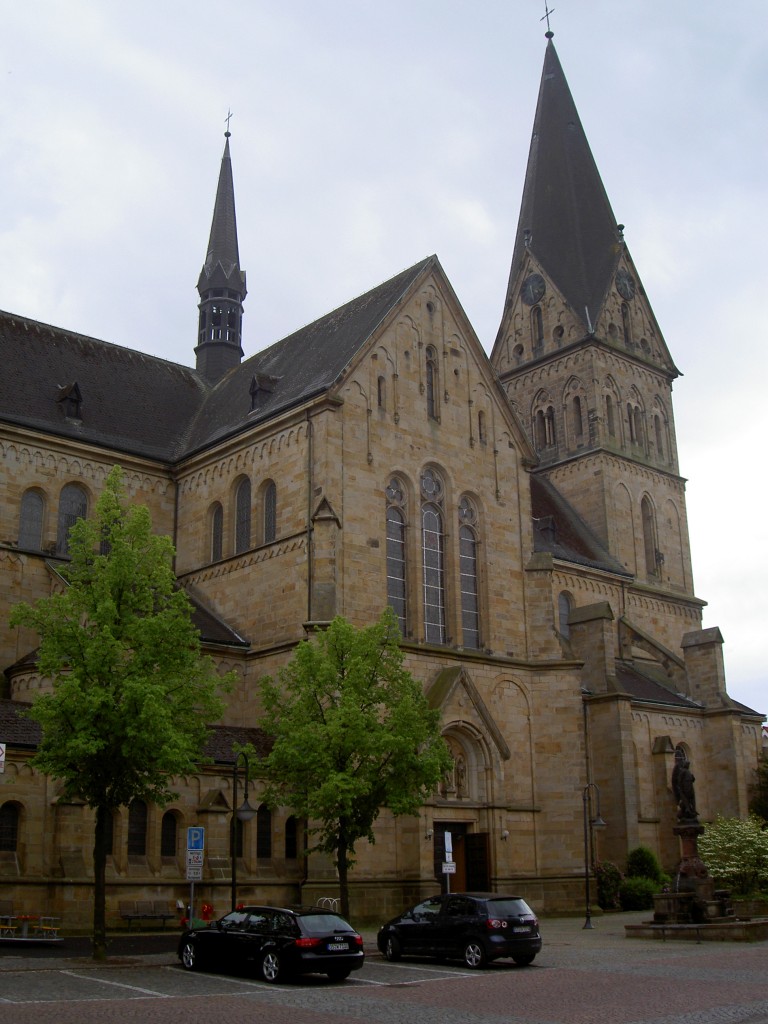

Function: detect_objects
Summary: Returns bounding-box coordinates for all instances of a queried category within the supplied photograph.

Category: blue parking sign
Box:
[187,826,205,851]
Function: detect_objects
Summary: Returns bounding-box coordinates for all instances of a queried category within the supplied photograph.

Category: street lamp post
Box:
[231,751,257,911]
[582,782,606,930]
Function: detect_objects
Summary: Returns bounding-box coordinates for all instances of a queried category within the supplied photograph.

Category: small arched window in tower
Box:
[641,496,658,578]
[621,303,632,346]
[18,489,44,550]
[553,325,564,348]
[210,502,223,562]
[545,406,556,446]
[627,403,636,443]
[127,800,148,857]
[421,467,446,645]
[0,801,19,852]
[263,480,277,544]
[634,406,645,447]
[654,414,664,459]
[426,345,439,420]
[513,344,525,365]
[257,805,272,859]
[386,477,408,635]
[458,497,480,650]
[57,483,87,555]
[377,374,386,409]
[234,477,251,554]
[558,591,573,639]
[605,395,616,437]
[570,395,584,439]
[478,410,487,444]
[160,812,178,859]
[532,306,544,349]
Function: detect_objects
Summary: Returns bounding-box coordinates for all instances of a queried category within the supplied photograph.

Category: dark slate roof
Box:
[531,474,630,576]
[0,310,206,461]
[183,257,434,454]
[197,135,246,296]
[203,724,272,764]
[615,663,703,710]
[0,698,41,748]
[502,39,621,333]
[187,593,249,648]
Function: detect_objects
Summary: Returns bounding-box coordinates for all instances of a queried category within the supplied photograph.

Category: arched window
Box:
[385,477,408,636]
[263,480,276,544]
[621,303,632,346]
[18,489,44,550]
[605,394,616,437]
[634,406,645,447]
[641,496,658,577]
[421,468,446,644]
[532,306,544,348]
[234,477,251,553]
[160,812,178,858]
[627,403,636,443]
[426,345,439,420]
[285,816,298,860]
[534,405,556,450]
[127,800,147,857]
[257,805,272,859]
[654,414,664,459]
[57,483,87,555]
[458,497,480,649]
[477,410,487,444]
[545,406,556,446]
[0,802,19,852]
[210,502,223,562]
[558,592,573,639]
[377,375,386,409]
[571,395,584,439]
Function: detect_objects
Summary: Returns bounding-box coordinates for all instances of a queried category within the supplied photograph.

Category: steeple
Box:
[498,36,622,340]
[195,129,247,383]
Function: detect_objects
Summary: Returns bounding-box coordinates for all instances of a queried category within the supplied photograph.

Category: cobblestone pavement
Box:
[0,912,766,1024]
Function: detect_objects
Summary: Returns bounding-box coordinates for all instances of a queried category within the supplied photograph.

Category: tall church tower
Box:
[491,34,694,595]
[195,130,247,383]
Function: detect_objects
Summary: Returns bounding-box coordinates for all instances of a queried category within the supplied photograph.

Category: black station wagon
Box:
[178,905,365,983]
[377,892,542,968]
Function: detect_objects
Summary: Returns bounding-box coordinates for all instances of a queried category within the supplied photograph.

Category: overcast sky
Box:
[1,1,765,717]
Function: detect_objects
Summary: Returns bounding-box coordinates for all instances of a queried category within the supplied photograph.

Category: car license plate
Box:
[327,942,348,950]
[513,926,530,933]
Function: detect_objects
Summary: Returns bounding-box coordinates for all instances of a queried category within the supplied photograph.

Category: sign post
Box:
[443,831,454,894]
[186,827,205,924]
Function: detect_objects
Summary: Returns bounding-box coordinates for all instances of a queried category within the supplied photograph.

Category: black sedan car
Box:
[377,892,542,968]
[178,905,365,982]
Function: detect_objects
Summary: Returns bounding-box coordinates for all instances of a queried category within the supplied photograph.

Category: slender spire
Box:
[196,123,247,383]
[501,38,621,332]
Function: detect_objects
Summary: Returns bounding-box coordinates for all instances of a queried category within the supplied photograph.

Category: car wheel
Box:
[326,967,351,981]
[463,941,487,969]
[260,949,283,984]
[180,940,201,971]
[384,935,402,962]
[513,953,536,966]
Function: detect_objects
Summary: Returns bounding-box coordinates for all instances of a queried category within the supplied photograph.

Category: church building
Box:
[0,35,762,928]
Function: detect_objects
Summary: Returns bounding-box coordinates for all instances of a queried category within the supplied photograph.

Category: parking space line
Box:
[60,970,170,997]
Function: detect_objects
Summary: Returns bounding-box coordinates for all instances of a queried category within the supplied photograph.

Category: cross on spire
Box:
[541,2,555,37]
[225,109,233,137]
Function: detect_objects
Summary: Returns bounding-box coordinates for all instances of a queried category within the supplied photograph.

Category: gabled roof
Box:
[614,663,703,710]
[0,310,206,461]
[501,38,622,334]
[531,474,629,576]
[183,256,435,454]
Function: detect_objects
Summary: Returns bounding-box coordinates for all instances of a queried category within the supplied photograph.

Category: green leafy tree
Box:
[697,815,768,896]
[10,467,229,960]
[257,608,452,919]
[626,845,665,883]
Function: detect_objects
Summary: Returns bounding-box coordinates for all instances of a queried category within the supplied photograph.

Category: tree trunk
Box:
[92,805,109,961]
[336,831,350,921]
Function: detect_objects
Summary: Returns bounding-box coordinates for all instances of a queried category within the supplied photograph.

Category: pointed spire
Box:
[502,38,621,332]
[196,125,247,383]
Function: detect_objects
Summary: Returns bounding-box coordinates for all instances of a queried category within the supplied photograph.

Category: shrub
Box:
[594,860,623,910]
[698,815,768,896]
[626,845,665,883]
[619,876,657,911]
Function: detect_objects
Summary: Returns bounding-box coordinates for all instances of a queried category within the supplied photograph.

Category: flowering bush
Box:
[698,815,768,896]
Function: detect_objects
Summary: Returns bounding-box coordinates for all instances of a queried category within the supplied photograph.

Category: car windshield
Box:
[300,913,354,935]
[486,898,534,918]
